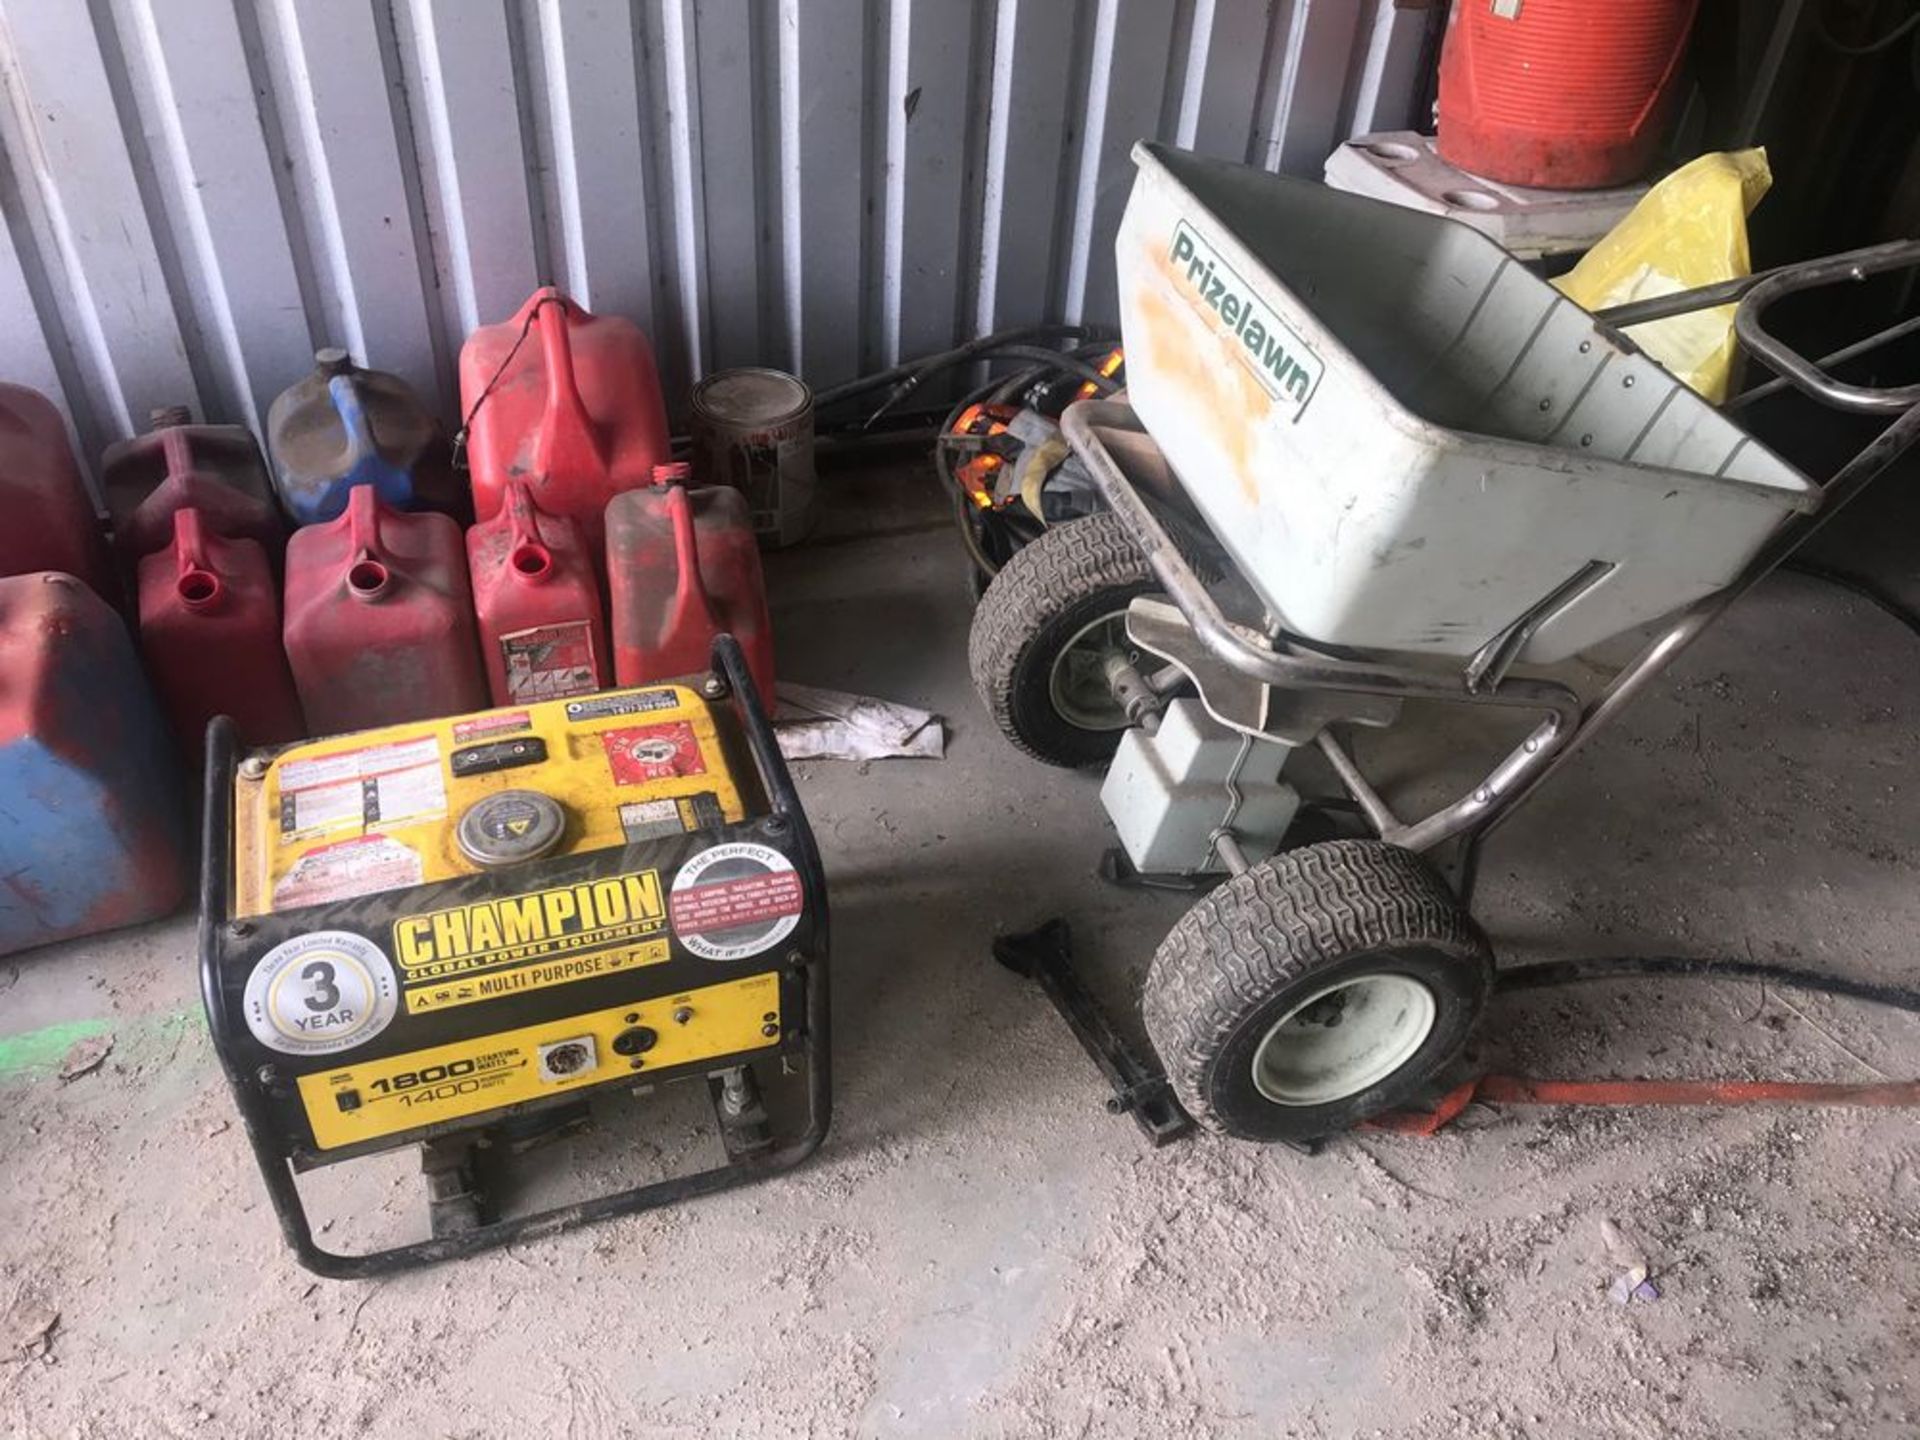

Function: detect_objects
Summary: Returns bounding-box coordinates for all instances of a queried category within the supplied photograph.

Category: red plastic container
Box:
[284,484,485,735]
[467,479,608,705]
[103,406,284,567]
[138,508,304,756]
[1437,0,1699,189]
[458,287,671,553]
[0,571,185,955]
[606,465,775,705]
[0,383,114,601]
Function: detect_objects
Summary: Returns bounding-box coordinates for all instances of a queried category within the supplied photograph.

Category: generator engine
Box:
[201,638,827,1276]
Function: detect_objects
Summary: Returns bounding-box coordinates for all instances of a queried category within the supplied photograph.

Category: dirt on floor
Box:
[2,466,1918,1438]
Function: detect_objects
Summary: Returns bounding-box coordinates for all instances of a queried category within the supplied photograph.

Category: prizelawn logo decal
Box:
[1169,220,1323,420]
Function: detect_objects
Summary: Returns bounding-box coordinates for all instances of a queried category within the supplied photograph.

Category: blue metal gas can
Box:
[0,572,187,955]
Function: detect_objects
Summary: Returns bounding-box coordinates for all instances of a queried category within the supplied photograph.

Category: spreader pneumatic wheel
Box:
[968,511,1164,769]
[1143,840,1492,1143]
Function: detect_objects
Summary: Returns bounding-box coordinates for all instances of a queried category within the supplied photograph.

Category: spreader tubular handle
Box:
[1732,240,1920,415]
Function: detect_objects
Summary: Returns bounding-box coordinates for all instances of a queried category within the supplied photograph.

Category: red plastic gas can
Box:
[0,383,114,601]
[606,465,775,704]
[467,479,608,705]
[283,484,485,735]
[103,406,284,567]
[1437,0,1699,189]
[138,508,304,756]
[0,571,185,955]
[458,287,671,553]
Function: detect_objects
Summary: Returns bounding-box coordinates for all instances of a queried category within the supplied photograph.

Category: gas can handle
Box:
[160,424,195,484]
[328,373,380,469]
[532,290,606,475]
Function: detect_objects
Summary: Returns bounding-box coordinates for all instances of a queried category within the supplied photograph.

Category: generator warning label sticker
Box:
[244,931,399,1056]
[566,690,679,723]
[405,937,671,1014]
[669,842,804,961]
[619,791,724,843]
[501,622,599,701]
[276,736,446,839]
[602,722,707,785]
[272,834,424,911]
[452,710,531,744]
[391,871,668,982]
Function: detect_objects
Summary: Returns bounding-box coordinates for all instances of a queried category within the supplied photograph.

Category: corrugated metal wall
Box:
[0,0,1429,476]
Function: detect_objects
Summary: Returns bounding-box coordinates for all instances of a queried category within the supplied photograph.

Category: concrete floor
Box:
[3,457,1919,1439]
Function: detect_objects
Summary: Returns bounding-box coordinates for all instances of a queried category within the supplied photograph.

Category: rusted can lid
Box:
[690,368,811,429]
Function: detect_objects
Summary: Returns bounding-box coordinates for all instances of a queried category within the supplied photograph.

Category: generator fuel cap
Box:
[456,789,568,868]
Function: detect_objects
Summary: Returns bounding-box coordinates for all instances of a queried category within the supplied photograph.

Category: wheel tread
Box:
[967,511,1158,766]
[1143,840,1490,1138]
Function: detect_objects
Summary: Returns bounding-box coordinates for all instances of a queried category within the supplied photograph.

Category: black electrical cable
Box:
[451,292,560,470]
[1497,953,1920,1015]
[863,342,1120,428]
[1811,0,1920,55]
[813,324,1118,410]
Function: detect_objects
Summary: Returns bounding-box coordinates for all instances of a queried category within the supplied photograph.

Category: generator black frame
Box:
[199,635,831,1279]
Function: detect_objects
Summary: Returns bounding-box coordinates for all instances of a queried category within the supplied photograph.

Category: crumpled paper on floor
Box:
[773,683,945,762]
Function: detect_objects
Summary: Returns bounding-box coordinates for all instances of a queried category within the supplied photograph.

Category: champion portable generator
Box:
[201,638,828,1277]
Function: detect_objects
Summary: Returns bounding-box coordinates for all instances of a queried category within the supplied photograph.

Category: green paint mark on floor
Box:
[0,1007,205,1083]
[0,1017,114,1078]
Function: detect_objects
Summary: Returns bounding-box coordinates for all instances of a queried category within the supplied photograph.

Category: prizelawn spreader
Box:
[971,144,1920,1143]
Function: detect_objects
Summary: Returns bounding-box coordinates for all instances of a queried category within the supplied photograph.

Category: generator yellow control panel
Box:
[232,686,750,918]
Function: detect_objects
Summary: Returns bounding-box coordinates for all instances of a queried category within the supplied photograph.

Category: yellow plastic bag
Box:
[1555,149,1772,405]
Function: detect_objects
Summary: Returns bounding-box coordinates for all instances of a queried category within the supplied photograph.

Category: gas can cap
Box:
[456,789,568,868]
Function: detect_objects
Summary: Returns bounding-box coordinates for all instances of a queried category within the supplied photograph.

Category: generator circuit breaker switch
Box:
[200,636,831,1278]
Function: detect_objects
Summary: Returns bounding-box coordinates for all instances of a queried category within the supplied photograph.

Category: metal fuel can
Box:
[689,368,817,548]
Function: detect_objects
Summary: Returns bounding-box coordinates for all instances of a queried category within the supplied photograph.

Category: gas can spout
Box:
[342,485,393,601]
[171,508,226,612]
[503,480,555,584]
[346,555,393,601]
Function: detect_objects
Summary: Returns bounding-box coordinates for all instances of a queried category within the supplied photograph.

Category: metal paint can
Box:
[689,368,817,548]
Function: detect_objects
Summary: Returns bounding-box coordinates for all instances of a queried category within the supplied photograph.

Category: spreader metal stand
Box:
[971,143,1920,1146]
